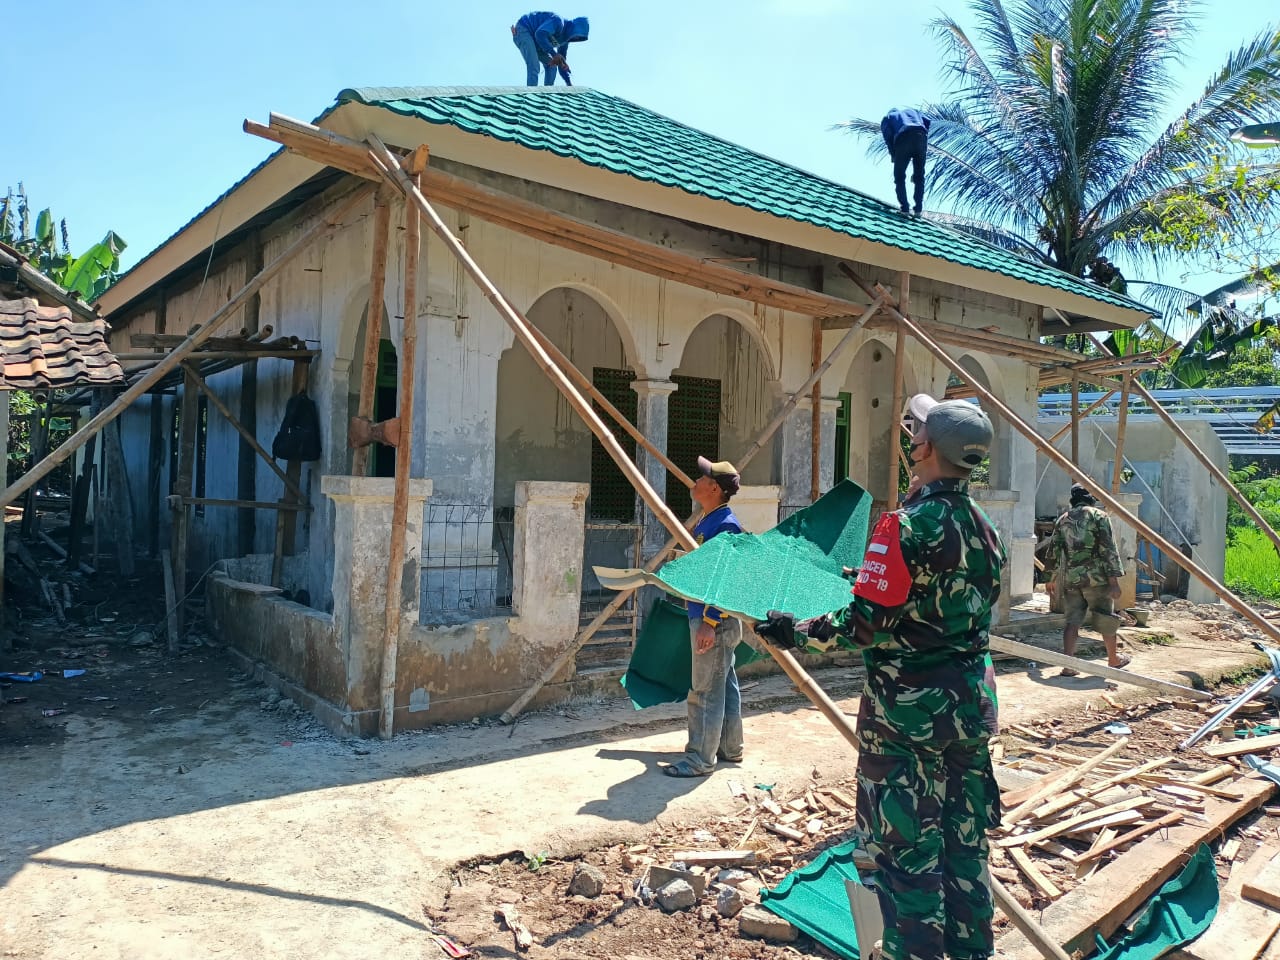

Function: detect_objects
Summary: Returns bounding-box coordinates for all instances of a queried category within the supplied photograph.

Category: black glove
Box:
[755,610,799,649]
[798,614,836,643]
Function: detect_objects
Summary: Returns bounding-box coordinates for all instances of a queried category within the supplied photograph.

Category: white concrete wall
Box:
[1034,417,1229,603]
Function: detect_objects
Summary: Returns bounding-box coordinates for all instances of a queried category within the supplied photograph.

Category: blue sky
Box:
[7,0,1275,310]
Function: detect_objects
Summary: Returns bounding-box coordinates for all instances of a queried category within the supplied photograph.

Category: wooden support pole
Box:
[499,292,886,724]
[1088,334,1280,559]
[103,414,136,578]
[839,263,1280,650]
[1048,389,1117,445]
[887,275,909,510]
[352,190,393,478]
[1111,372,1132,494]
[66,398,100,569]
[181,362,308,503]
[0,185,374,511]
[369,137,866,744]
[271,359,311,588]
[170,367,199,645]
[161,547,180,650]
[237,232,263,557]
[810,317,822,502]
[379,164,424,740]
[1070,373,1080,474]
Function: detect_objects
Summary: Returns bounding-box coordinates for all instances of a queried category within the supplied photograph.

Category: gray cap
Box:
[908,394,993,469]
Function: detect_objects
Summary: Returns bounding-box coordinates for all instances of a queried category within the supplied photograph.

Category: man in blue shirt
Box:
[881,107,932,215]
[512,12,590,87]
[663,456,746,778]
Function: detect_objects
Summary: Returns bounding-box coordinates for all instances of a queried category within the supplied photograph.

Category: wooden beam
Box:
[1002,737,1132,826]
[170,367,199,646]
[352,190,392,478]
[181,362,308,504]
[180,497,309,511]
[1048,389,1117,445]
[379,164,424,740]
[1070,374,1080,471]
[841,263,1280,652]
[0,185,375,511]
[1112,372,1132,494]
[1201,732,1280,759]
[989,636,1210,701]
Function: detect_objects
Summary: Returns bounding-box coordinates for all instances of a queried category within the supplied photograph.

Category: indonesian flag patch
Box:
[853,511,911,606]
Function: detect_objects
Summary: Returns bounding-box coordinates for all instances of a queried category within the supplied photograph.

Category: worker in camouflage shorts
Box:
[757,394,1006,960]
[1042,483,1129,673]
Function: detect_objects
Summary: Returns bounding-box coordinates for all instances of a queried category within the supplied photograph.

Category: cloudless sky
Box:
[7,0,1275,309]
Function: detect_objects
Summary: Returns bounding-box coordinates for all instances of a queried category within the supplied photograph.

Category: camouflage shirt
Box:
[830,478,1006,744]
[1042,504,1124,588]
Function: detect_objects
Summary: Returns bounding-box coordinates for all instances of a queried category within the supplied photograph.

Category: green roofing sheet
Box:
[338,86,1152,319]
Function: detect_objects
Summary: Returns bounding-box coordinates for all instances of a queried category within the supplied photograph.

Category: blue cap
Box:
[567,16,590,40]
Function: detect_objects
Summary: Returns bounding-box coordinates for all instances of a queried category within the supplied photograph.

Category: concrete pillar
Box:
[733,484,782,533]
[972,488,1019,625]
[513,481,589,645]
[776,396,840,511]
[322,475,432,732]
[631,378,678,559]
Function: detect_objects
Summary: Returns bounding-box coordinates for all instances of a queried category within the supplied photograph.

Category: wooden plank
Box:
[1203,733,1280,758]
[181,497,308,511]
[1071,812,1183,865]
[1243,851,1280,911]
[997,776,1277,960]
[990,635,1213,701]
[765,822,805,842]
[1027,757,1171,823]
[1168,896,1280,960]
[1003,737,1132,826]
[1009,846,1063,900]
[667,850,758,867]
[161,548,179,650]
[999,796,1155,848]
[103,416,136,577]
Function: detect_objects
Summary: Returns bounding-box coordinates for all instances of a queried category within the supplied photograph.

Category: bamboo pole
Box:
[886,274,909,510]
[1087,334,1280,558]
[989,878,1073,960]
[1070,373,1080,473]
[810,318,822,502]
[0,185,375,511]
[499,292,886,723]
[352,190,393,478]
[1111,372,1132,494]
[368,136,872,739]
[838,264,1280,649]
[1047,389,1117,445]
[181,362,308,503]
[380,166,424,740]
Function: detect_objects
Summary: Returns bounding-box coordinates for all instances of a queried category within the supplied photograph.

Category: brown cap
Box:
[697,456,740,496]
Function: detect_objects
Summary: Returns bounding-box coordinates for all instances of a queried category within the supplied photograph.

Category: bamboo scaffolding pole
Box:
[1111,372,1132,494]
[181,362,308,503]
[352,190,393,478]
[500,292,886,724]
[1086,333,1280,558]
[810,318,822,501]
[0,185,375,511]
[379,161,424,740]
[887,274,909,511]
[368,136,868,741]
[838,263,1280,650]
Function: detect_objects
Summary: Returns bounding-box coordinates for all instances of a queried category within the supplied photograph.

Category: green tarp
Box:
[613,480,873,709]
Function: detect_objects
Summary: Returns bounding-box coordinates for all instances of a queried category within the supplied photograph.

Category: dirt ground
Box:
[2,580,1279,959]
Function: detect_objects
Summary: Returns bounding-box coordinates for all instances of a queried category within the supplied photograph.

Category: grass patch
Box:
[1131,631,1176,646]
[1225,527,1280,601]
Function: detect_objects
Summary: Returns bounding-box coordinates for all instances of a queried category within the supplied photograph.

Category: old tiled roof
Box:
[0,297,124,389]
[336,86,1154,319]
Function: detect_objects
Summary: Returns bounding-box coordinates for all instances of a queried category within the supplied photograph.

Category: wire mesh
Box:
[419,502,513,624]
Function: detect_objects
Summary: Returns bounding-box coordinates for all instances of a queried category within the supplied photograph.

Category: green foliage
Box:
[1225,526,1280,600]
[1227,464,1280,536]
[525,851,549,872]
[1,182,127,301]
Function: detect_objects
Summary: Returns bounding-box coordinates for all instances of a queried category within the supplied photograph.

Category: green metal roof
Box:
[338,86,1153,319]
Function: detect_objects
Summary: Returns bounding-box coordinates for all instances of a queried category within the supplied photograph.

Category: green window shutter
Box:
[589,367,638,521]
[667,375,721,519]
[834,391,851,483]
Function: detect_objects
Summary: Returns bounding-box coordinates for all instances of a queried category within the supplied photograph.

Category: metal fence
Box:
[419,502,513,624]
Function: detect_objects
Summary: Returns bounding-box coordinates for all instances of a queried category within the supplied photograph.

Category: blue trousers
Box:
[513,26,556,86]
[684,618,744,773]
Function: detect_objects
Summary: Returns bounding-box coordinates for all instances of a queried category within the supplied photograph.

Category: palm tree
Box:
[838,0,1280,319]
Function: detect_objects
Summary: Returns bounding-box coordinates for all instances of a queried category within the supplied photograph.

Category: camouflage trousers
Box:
[855,733,1000,960]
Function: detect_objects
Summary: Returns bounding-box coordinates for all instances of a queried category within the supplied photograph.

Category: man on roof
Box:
[512,12,590,87]
[881,107,932,216]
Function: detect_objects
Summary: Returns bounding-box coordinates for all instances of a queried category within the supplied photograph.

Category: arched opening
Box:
[348,306,398,478]
[956,354,1011,488]
[493,287,634,516]
[839,338,913,502]
[669,314,776,518]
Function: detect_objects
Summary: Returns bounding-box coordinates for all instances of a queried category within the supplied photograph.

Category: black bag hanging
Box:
[272,389,322,462]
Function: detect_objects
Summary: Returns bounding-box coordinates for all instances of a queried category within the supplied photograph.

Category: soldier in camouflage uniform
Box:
[1041,483,1129,673]
[757,394,1006,960]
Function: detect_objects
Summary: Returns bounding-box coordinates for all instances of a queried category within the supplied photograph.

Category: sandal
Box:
[1109,653,1132,669]
[717,751,743,763]
[1059,666,1080,677]
[662,760,712,778]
